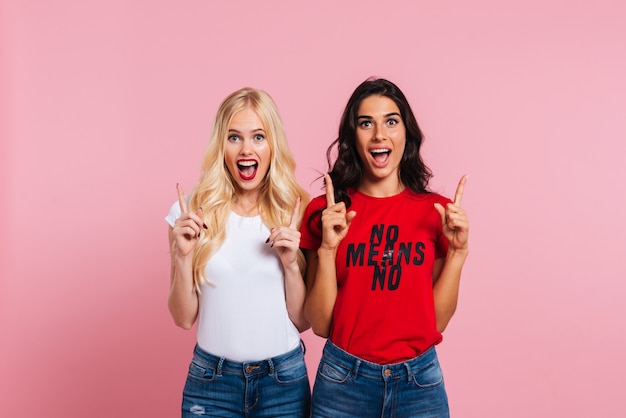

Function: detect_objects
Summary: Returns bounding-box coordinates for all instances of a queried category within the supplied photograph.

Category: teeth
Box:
[238,161,257,167]
[371,149,390,154]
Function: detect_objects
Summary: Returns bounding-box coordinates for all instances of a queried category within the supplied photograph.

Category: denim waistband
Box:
[322,340,438,382]
[192,341,306,377]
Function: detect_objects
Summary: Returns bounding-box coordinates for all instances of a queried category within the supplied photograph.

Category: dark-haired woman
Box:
[300,78,469,417]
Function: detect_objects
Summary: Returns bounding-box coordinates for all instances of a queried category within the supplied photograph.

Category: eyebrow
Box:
[357,112,401,120]
[228,128,266,133]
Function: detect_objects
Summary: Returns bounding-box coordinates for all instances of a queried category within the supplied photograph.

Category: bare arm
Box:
[168,227,199,329]
[303,248,338,337]
[167,184,204,330]
[282,258,309,332]
[432,250,468,332]
[303,174,355,338]
[267,198,309,332]
[433,175,470,333]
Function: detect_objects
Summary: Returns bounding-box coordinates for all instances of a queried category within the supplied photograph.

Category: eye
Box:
[358,120,372,128]
[227,134,240,142]
[254,133,265,141]
[387,118,399,126]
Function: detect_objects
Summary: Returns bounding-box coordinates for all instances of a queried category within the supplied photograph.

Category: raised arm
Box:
[432,175,470,333]
[303,174,356,337]
[167,183,206,330]
[267,198,309,332]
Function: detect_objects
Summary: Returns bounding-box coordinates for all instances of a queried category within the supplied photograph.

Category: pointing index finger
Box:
[453,174,467,206]
[325,173,335,207]
[177,183,189,214]
[289,197,301,229]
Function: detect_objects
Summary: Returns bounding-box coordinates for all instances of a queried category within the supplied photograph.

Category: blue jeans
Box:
[181,343,310,417]
[312,341,449,418]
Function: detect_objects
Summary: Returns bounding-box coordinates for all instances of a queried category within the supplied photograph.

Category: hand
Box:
[434,175,469,253]
[320,174,356,251]
[172,183,206,258]
[267,197,302,268]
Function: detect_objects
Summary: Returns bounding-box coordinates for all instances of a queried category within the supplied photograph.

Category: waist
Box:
[322,340,439,379]
[191,342,305,377]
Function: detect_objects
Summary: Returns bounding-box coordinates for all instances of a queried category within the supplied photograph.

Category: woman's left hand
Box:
[434,175,470,252]
[267,198,302,268]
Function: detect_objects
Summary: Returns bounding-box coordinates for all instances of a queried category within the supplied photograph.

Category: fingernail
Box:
[203,223,208,229]
[265,237,270,243]
[270,241,274,247]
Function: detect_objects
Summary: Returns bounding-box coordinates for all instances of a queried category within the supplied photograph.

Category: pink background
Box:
[2,1,625,416]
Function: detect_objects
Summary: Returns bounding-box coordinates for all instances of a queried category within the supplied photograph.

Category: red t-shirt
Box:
[300,188,451,364]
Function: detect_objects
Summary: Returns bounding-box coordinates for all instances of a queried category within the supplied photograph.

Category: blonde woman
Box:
[165,88,311,417]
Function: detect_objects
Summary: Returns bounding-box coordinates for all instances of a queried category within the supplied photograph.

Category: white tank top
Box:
[166,203,300,362]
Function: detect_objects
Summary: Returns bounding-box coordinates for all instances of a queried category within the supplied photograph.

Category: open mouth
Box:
[237,160,258,180]
[370,148,391,166]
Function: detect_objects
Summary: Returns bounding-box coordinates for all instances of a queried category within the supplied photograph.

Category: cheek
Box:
[262,157,272,175]
[224,161,237,178]
[355,136,369,157]
[256,146,271,176]
[259,143,271,161]
[223,152,235,171]
[355,131,368,145]
[394,136,407,156]
[223,148,240,175]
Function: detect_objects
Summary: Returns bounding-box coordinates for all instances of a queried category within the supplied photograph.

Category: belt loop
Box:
[268,358,275,376]
[404,362,412,383]
[216,357,225,377]
[351,359,361,381]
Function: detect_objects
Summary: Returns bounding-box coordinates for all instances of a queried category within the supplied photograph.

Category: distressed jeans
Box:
[181,343,310,417]
[311,340,449,418]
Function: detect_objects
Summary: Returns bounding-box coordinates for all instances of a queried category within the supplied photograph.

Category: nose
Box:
[373,123,385,141]
[240,138,253,155]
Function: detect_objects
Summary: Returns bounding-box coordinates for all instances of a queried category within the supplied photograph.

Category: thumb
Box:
[434,203,446,225]
[346,210,357,226]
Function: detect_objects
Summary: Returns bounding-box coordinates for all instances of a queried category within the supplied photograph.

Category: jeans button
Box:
[384,369,391,377]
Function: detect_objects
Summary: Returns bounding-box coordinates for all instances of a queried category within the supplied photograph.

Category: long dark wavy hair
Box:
[308,78,433,235]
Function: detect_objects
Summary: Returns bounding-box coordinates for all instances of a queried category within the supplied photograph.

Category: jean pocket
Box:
[410,358,444,388]
[317,359,351,384]
[273,358,308,384]
[187,359,217,382]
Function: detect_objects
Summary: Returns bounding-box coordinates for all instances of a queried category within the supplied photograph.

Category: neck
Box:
[232,193,259,217]
[358,176,404,197]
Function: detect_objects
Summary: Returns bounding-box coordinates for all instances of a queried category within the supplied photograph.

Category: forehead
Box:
[357,95,400,116]
[229,107,264,129]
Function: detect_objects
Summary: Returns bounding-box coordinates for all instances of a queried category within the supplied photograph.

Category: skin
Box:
[168,107,308,332]
[304,95,469,337]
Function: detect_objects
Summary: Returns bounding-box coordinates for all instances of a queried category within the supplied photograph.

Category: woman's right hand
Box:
[172,183,206,258]
[320,174,356,251]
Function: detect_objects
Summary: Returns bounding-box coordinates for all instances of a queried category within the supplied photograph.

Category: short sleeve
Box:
[164,200,182,227]
[299,195,326,251]
[433,195,452,259]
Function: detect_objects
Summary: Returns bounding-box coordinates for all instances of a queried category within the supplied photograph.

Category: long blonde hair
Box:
[188,88,309,291]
